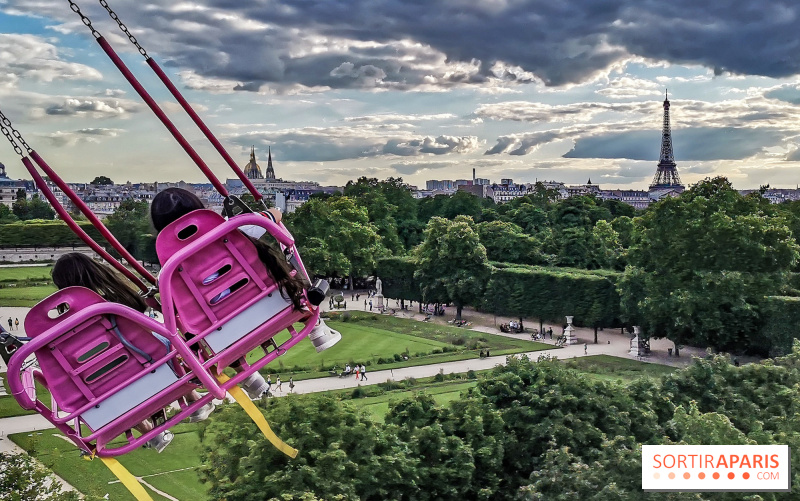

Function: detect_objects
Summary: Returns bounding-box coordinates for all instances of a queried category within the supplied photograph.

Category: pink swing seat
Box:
[7,287,216,456]
[156,210,319,398]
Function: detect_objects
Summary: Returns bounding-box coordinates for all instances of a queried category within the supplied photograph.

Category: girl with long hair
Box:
[52,253,215,452]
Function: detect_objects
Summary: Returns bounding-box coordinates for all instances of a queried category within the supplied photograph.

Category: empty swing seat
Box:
[7,287,214,457]
[156,210,319,395]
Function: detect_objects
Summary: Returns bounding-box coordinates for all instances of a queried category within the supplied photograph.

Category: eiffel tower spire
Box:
[650,90,684,191]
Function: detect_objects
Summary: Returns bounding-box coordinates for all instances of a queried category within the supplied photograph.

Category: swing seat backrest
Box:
[23,287,181,430]
[156,210,296,359]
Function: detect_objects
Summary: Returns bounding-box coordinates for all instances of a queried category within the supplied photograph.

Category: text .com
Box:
[642,445,790,492]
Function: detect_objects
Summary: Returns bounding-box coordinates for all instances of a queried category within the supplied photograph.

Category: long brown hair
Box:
[151,188,306,310]
[52,253,147,312]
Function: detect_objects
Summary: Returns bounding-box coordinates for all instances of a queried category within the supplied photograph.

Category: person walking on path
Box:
[276,375,282,393]
[289,377,295,393]
[7,318,11,331]
[584,343,588,355]
[266,374,272,397]
[364,299,367,310]
[14,318,18,330]
[354,365,360,380]
[360,364,367,381]
[369,300,373,311]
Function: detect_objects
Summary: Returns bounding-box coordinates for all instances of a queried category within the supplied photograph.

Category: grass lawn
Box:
[563,355,676,382]
[0,265,52,282]
[254,311,550,380]
[0,284,57,306]
[10,425,206,501]
[0,372,55,418]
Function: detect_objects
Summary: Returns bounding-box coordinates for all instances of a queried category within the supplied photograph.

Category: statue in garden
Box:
[375,276,383,296]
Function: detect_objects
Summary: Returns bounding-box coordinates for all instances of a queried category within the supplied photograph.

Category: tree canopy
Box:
[414,215,490,319]
[620,177,799,352]
[199,348,800,500]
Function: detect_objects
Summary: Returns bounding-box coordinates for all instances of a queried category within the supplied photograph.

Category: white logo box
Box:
[642,445,790,492]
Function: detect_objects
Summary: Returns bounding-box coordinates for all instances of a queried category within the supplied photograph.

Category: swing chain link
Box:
[98,0,149,58]
[0,111,24,157]
[67,0,102,39]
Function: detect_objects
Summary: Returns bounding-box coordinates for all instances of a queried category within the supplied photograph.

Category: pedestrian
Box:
[266,374,272,396]
[584,343,587,355]
[369,300,373,311]
[14,318,19,330]
[548,328,553,339]
[7,318,11,331]
[360,364,367,381]
[276,375,282,392]
[356,294,360,301]
[289,376,295,393]
[354,364,360,380]
[364,299,367,310]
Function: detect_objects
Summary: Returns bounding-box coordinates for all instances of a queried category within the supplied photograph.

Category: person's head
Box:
[150,187,204,233]
[52,253,146,312]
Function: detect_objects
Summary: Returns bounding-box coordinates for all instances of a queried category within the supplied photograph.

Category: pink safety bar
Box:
[156,211,319,394]
[7,287,218,456]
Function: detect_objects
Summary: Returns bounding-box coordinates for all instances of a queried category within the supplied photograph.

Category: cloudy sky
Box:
[2,0,800,189]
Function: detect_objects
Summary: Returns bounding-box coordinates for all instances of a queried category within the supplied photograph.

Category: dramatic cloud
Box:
[44,98,140,118]
[7,0,800,92]
[225,125,480,162]
[0,33,102,87]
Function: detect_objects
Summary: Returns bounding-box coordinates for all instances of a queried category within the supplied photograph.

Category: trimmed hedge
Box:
[483,263,622,327]
[0,221,104,248]
[378,256,622,327]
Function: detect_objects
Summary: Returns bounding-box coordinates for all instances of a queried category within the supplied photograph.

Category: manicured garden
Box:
[254,310,551,380]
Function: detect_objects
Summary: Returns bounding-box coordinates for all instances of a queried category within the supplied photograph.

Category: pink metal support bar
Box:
[20,157,150,292]
[94,36,229,197]
[29,150,156,286]
[146,58,264,202]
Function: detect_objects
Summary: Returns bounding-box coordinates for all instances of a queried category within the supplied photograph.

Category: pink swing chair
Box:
[1,0,334,463]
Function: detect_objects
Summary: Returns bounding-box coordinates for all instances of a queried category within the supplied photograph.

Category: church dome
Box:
[243,146,264,179]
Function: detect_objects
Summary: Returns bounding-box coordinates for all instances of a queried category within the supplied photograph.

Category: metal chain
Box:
[98,0,148,58]
[0,110,32,154]
[0,114,24,157]
[67,0,102,39]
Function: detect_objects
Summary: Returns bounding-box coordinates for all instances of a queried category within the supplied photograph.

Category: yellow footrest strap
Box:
[217,373,298,458]
[99,456,154,501]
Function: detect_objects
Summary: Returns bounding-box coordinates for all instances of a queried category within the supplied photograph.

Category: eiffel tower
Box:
[649,91,685,192]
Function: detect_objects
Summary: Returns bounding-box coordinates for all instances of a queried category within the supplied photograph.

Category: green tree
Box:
[104,199,152,258]
[11,196,30,221]
[476,220,543,265]
[343,177,415,254]
[620,177,799,352]
[0,452,80,501]
[414,215,490,319]
[27,195,55,220]
[590,219,623,270]
[286,196,385,278]
[90,176,113,185]
[0,204,19,224]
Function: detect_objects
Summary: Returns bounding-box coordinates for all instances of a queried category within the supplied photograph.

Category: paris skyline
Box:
[1,1,800,190]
